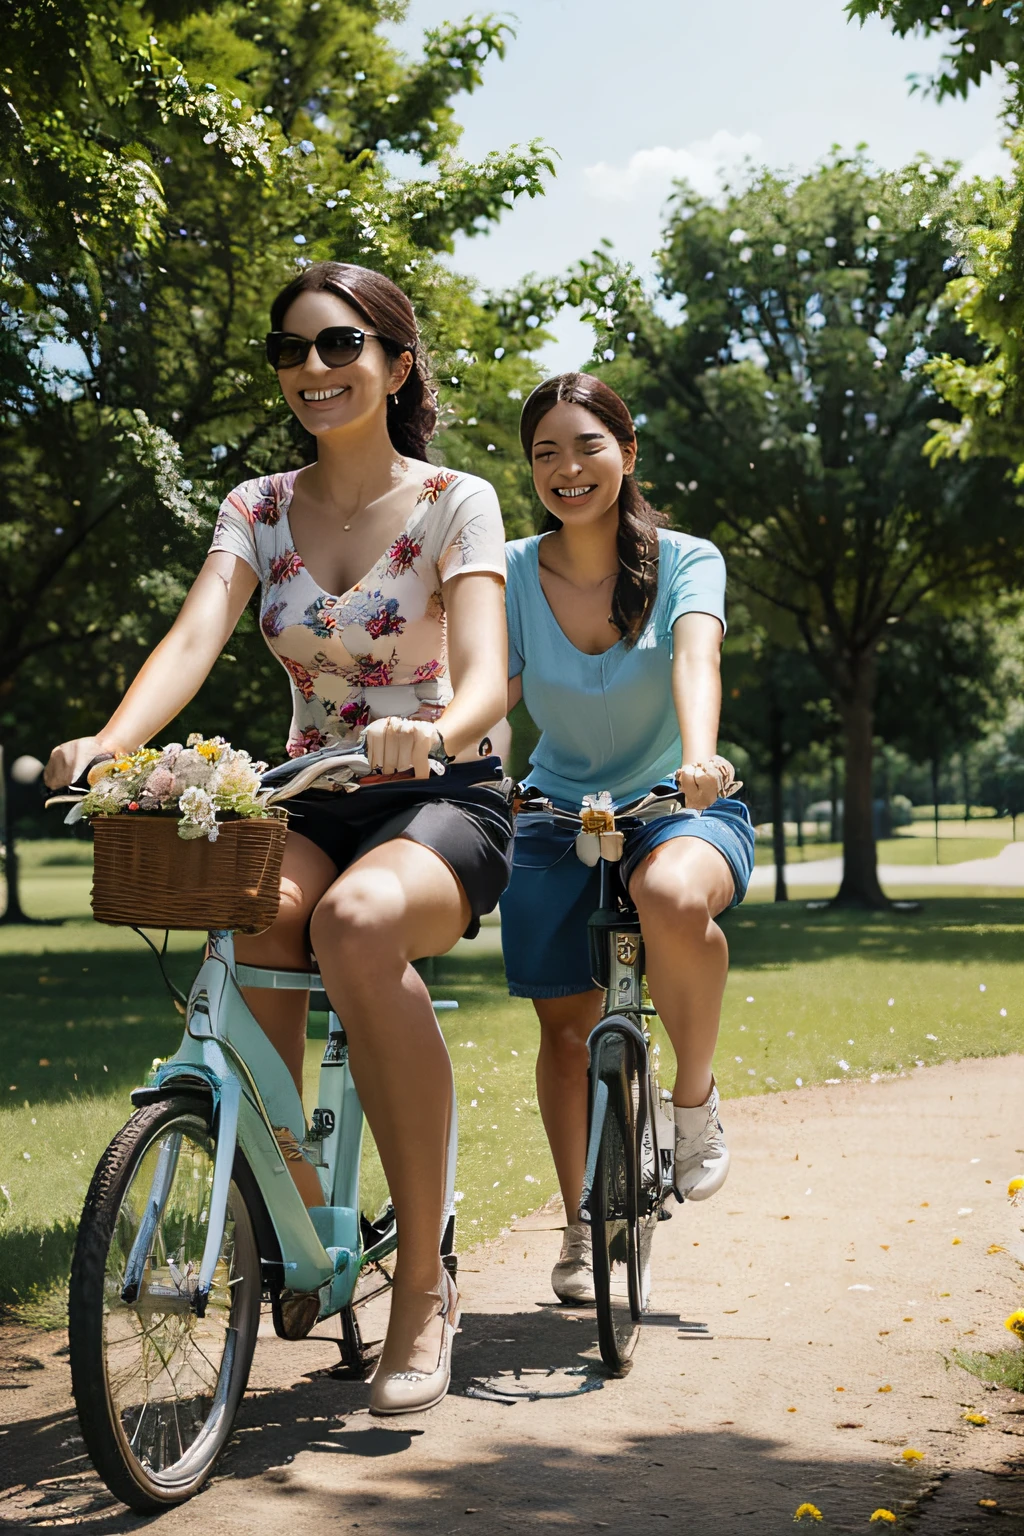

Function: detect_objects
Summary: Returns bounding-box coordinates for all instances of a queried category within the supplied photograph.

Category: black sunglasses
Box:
[265,325,386,371]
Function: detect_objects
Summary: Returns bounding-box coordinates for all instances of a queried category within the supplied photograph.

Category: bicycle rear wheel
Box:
[69,1097,261,1512]
[588,1028,642,1373]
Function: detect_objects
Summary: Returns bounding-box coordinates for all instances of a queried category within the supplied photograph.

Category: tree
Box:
[875,607,1009,857]
[606,151,1021,907]
[848,0,1024,478]
[720,612,827,901]
[0,0,569,919]
[977,722,1024,836]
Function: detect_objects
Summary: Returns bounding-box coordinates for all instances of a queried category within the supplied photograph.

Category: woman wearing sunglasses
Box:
[499,373,755,1304]
[44,262,511,1415]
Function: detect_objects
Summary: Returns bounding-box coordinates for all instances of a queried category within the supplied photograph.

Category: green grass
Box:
[953,1347,1024,1393]
[754,830,1014,866]
[3,842,1024,1325]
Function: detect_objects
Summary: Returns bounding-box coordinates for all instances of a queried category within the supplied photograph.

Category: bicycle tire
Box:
[588,1030,642,1374]
[69,1097,261,1512]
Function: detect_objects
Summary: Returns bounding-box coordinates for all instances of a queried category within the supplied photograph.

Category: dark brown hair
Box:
[519,373,666,647]
[270,262,437,460]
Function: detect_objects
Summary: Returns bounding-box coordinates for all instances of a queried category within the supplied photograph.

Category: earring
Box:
[389,393,398,406]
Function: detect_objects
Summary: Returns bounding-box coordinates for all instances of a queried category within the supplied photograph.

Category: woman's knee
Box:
[635,875,715,937]
[535,995,599,1072]
[235,874,315,963]
[309,870,404,967]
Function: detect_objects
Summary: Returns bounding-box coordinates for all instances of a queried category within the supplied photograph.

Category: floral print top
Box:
[210,468,506,757]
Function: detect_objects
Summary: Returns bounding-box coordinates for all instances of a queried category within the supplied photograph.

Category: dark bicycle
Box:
[516,784,683,1373]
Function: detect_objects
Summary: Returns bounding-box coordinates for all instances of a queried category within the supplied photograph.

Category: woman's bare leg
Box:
[234,831,338,1094]
[534,990,605,1219]
[628,837,735,1107]
[309,837,469,1374]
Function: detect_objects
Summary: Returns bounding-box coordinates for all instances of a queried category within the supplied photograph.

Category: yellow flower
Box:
[793,1505,823,1523]
[901,1448,924,1462]
[987,1244,1006,1255]
[952,1237,962,1245]
[877,1384,892,1392]
[1005,1310,1024,1341]
[196,739,223,762]
[1008,1177,1024,1197]
[962,1412,988,1425]
[869,1513,897,1526]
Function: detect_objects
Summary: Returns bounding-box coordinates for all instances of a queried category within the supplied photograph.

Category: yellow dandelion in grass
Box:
[901,1448,924,1462]
[793,1505,823,1523]
[1004,1310,1024,1342]
[869,1513,897,1526]
[962,1412,988,1426]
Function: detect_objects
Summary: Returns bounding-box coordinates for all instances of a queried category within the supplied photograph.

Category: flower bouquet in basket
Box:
[75,734,271,841]
[75,736,287,933]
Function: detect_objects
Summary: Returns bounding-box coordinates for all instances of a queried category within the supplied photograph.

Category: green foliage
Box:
[875,605,1013,767]
[849,0,1024,481]
[846,0,1024,101]
[920,146,1024,478]
[0,0,556,770]
[609,151,1021,900]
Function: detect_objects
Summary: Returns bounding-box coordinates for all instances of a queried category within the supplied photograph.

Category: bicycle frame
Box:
[579,843,676,1226]
[132,929,457,1327]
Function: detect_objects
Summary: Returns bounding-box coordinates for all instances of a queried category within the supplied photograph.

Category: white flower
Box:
[173,748,214,793]
[178,786,219,841]
[211,751,261,800]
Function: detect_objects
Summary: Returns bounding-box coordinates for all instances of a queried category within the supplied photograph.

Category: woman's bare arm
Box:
[437,571,509,758]
[44,552,258,787]
[671,613,726,803]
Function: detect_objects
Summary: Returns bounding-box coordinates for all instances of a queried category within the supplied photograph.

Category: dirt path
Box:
[3,1057,1024,1535]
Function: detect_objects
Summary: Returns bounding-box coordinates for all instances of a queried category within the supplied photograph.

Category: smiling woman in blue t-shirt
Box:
[501,372,755,1304]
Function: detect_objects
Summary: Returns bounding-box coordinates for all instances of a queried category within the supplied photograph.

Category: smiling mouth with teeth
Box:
[300,387,347,401]
[554,485,596,498]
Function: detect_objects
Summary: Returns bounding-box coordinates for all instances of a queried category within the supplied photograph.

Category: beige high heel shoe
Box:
[369,1269,460,1416]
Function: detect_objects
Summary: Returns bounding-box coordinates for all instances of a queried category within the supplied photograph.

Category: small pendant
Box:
[343,523,350,531]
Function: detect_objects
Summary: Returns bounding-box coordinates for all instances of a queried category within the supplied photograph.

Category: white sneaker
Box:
[551,1221,595,1303]
[673,1080,730,1202]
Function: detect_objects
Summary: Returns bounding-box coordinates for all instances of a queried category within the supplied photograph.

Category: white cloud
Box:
[582,131,764,204]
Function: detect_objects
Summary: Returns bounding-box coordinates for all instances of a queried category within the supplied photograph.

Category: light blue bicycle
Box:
[63,749,463,1512]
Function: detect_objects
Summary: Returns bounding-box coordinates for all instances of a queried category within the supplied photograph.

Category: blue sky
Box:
[386,0,1009,369]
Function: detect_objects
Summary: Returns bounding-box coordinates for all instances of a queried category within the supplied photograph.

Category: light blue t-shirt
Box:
[507,529,727,807]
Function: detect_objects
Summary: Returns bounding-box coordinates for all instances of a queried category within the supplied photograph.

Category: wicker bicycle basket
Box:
[90,811,288,933]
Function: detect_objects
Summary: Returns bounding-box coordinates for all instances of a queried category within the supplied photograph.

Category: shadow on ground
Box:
[2,1308,1021,1535]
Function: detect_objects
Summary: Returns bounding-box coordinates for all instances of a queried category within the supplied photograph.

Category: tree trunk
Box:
[932,756,941,867]
[0,746,31,925]
[834,668,887,908]
[794,778,805,859]
[770,751,788,903]
[829,757,841,845]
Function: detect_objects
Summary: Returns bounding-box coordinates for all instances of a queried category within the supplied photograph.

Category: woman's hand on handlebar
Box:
[43,737,116,792]
[674,755,742,811]
[363,718,440,780]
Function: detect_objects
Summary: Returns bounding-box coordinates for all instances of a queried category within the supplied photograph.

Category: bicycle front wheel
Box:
[69,1097,261,1512]
[588,1030,642,1373]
